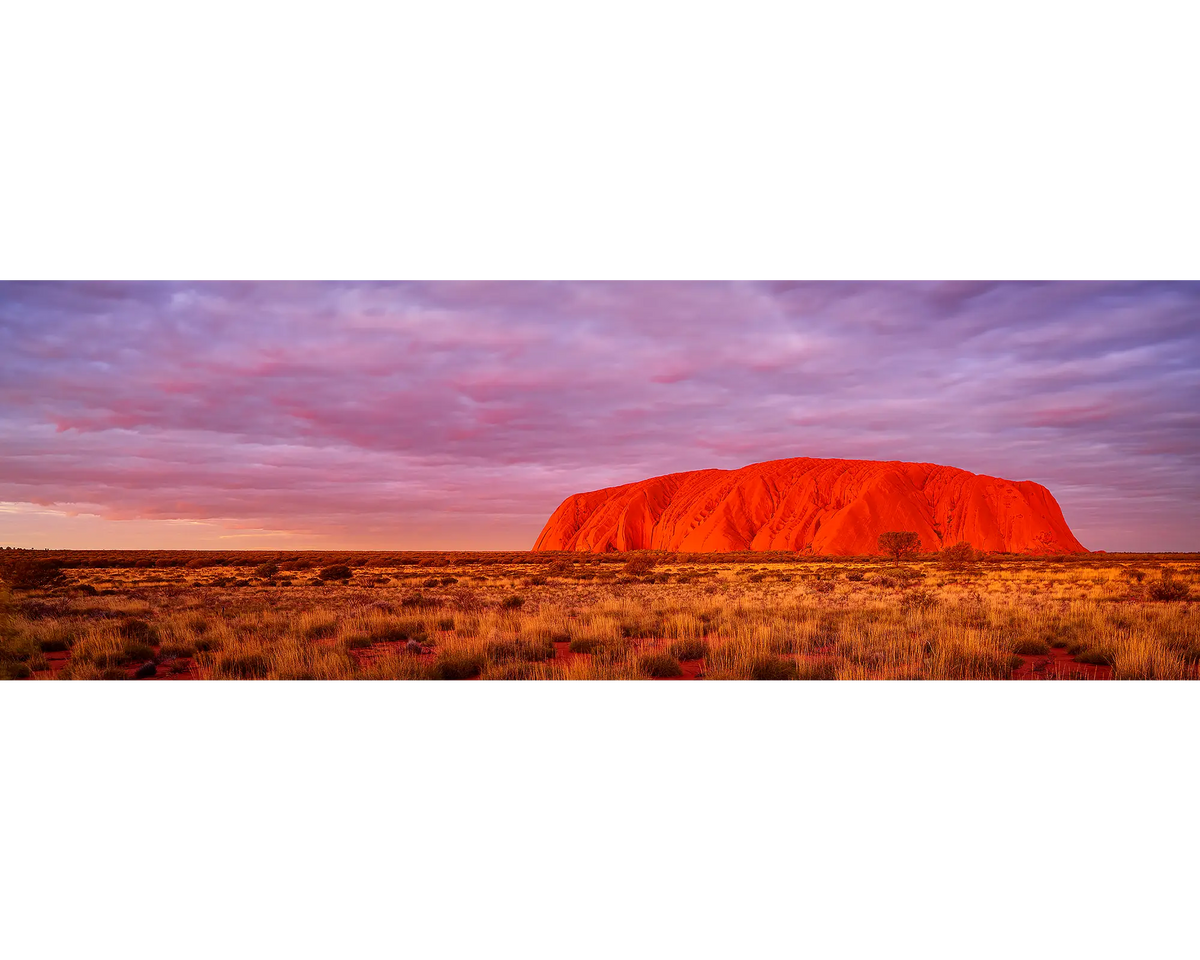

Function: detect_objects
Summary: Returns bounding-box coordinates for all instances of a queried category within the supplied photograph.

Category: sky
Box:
[1,281,1197,552]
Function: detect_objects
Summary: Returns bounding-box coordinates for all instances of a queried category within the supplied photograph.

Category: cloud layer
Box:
[1,281,1197,550]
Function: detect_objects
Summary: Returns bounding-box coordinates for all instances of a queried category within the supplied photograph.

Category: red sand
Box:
[533,456,1087,556]
[1012,646,1113,680]
[35,647,199,680]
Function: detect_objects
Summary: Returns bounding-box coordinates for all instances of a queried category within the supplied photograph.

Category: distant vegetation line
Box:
[3,546,1197,573]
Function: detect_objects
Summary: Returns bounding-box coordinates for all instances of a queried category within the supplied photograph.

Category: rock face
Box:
[532,457,1087,555]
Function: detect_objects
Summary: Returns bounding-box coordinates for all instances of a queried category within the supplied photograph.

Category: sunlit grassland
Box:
[1,551,1197,680]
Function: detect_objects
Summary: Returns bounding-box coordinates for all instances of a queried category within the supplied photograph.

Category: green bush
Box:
[318,564,353,581]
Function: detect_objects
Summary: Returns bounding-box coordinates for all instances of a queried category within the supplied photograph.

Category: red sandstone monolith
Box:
[532,457,1087,555]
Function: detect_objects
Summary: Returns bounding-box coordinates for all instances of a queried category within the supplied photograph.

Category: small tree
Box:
[938,541,977,572]
[877,531,920,563]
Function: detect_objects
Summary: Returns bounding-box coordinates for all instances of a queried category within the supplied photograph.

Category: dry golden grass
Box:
[1,550,1197,680]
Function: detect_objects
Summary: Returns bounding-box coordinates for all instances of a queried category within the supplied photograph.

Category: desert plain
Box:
[1,547,1197,681]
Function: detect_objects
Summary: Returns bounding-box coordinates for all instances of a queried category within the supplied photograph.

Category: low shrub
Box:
[318,564,353,582]
[500,595,525,610]
[939,541,977,571]
[1148,575,1190,601]
[622,555,657,576]
[902,589,938,611]
[1011,638,1051,656]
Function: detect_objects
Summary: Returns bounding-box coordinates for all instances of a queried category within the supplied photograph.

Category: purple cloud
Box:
[1,281,1197,550]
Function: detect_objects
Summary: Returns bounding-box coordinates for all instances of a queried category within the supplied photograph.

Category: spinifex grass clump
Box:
[485,638,555,663]
[427,651,485,680]
[119,618,158,645]
[485,660,551,680]
[360,655,429,680]
[637,652,682,677]
[1074,647,1115,667]
[667,638,709,661]
[1011,638,1051,656]
[747,656,801,681]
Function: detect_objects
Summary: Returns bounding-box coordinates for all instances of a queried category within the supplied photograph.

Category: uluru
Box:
[533,457,1087,555]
